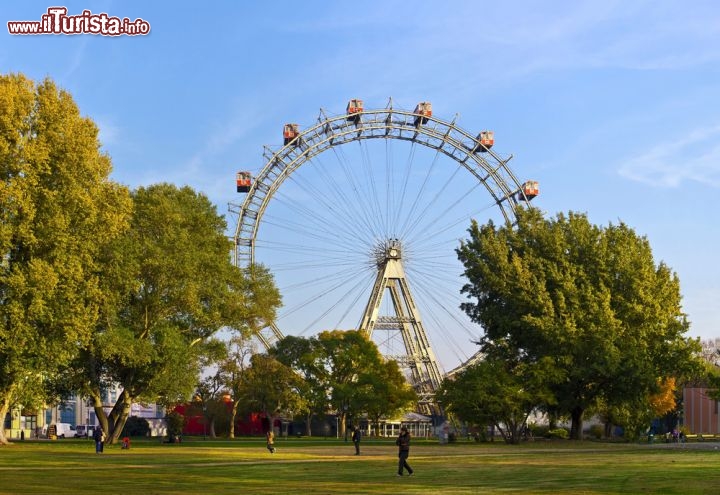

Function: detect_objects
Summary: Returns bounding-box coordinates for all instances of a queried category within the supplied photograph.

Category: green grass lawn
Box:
[1,437,719,494]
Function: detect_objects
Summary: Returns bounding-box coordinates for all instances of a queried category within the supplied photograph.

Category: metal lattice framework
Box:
[229,100,534,377]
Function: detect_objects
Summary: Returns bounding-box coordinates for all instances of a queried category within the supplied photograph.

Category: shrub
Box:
[588,424,603,439]
[529,424,549,438]
[547,428,569,439]
[121,416,150,437]
[165,411,185,442]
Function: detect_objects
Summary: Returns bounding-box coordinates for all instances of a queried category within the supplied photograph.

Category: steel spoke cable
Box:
[386,268,470,369]
[396,147,444,238]
[261,211,361,252]
[406,266,478,340]
[277,263,370,323]
[384,138,394,237]
[406,271,479,360]
[260,215,362,253]
[293,269,376,335]
[331,145,385,239]
[358,139,387,238]
[254,239,360,258]
[279,263,368,295]
[391,142,418,234]
[333,274,376,331]
[278,151,378,246]
[263,192,364,250]
[400,160,464,242]
[262,184,374,250]
[275,167,377,248]
[410,202,497,253]
[304,151,380,240]
[405,183,491,248]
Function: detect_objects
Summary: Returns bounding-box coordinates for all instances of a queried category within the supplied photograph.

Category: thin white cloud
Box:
[618,125,720,187]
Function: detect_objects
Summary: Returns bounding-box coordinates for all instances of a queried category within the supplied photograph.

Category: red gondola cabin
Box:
[236,171,252,193]
[474,131,494,152]
[347,99,363,123]
[413,101,432,126]
[283,123,299,145]
[521,180,539,200]
[347,99,364,115]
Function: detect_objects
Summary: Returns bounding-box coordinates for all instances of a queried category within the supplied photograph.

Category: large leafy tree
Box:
[238,353,305,434]
[272,331,417,437]
[438,357,557,444]
[70,184,280,442]
[316,330,383,437]
[0,74,131,445]
[270,335,326,436]
[457,208,701,439]
[355,359,417,436]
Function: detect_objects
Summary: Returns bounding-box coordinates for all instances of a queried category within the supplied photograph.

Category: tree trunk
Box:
[103,389,132,444]
[91,391,109,442]
[340,412,347,440]
[305,412,312,437]
[229,401,239,439]
[0,398,10,445]
[570,407,584,440]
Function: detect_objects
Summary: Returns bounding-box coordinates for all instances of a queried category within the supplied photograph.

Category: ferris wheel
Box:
[229,99,538,409]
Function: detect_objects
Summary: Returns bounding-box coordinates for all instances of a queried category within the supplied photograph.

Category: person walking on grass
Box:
[266,429,276,453]
[352,426,361,455]
[395,426,413,477]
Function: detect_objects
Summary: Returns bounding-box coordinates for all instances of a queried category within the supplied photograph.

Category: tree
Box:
[191,339,229,439]
[70,184,280,442]
[0,74,132,445]
[457,208,701,439]
[438,357,557,444]
[273,331,418,437]
[316,330,409,437]
[218,335,256,438]
[271,335,326,436]
[357,359,417,436]
[238,353,305,435]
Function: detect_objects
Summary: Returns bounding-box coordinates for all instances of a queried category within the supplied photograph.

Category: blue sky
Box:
[3,1,719,369]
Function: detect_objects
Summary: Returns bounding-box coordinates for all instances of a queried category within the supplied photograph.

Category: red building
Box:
[173,403,272,436]
[683,387,720,434]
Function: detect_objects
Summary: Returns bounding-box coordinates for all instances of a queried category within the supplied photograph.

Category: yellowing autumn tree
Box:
[0,73,132,445]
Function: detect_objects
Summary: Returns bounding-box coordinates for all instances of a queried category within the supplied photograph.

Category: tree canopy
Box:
[272,330,417,437]
[454,208,701,439]
[70,183,280,442]
[0,74,132,444]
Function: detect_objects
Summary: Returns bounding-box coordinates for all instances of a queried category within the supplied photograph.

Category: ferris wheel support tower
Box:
[359,239,443,414]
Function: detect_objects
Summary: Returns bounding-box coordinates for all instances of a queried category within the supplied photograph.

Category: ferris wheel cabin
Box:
[413,101,432,126]
[473,130,495,152]
[521,180,539,200]
[346,99,364,122]
[236,171,252,193]
[283,123,299,145]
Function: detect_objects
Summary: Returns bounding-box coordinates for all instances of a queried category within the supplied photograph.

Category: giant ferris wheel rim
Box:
[232,102,534,270]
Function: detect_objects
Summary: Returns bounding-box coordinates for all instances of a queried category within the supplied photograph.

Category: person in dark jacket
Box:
[351,426,361,455]
[395,426,413,476]
[93,427,105,454]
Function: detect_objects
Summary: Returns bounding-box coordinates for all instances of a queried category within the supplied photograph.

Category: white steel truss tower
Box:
[359,240,444,414]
